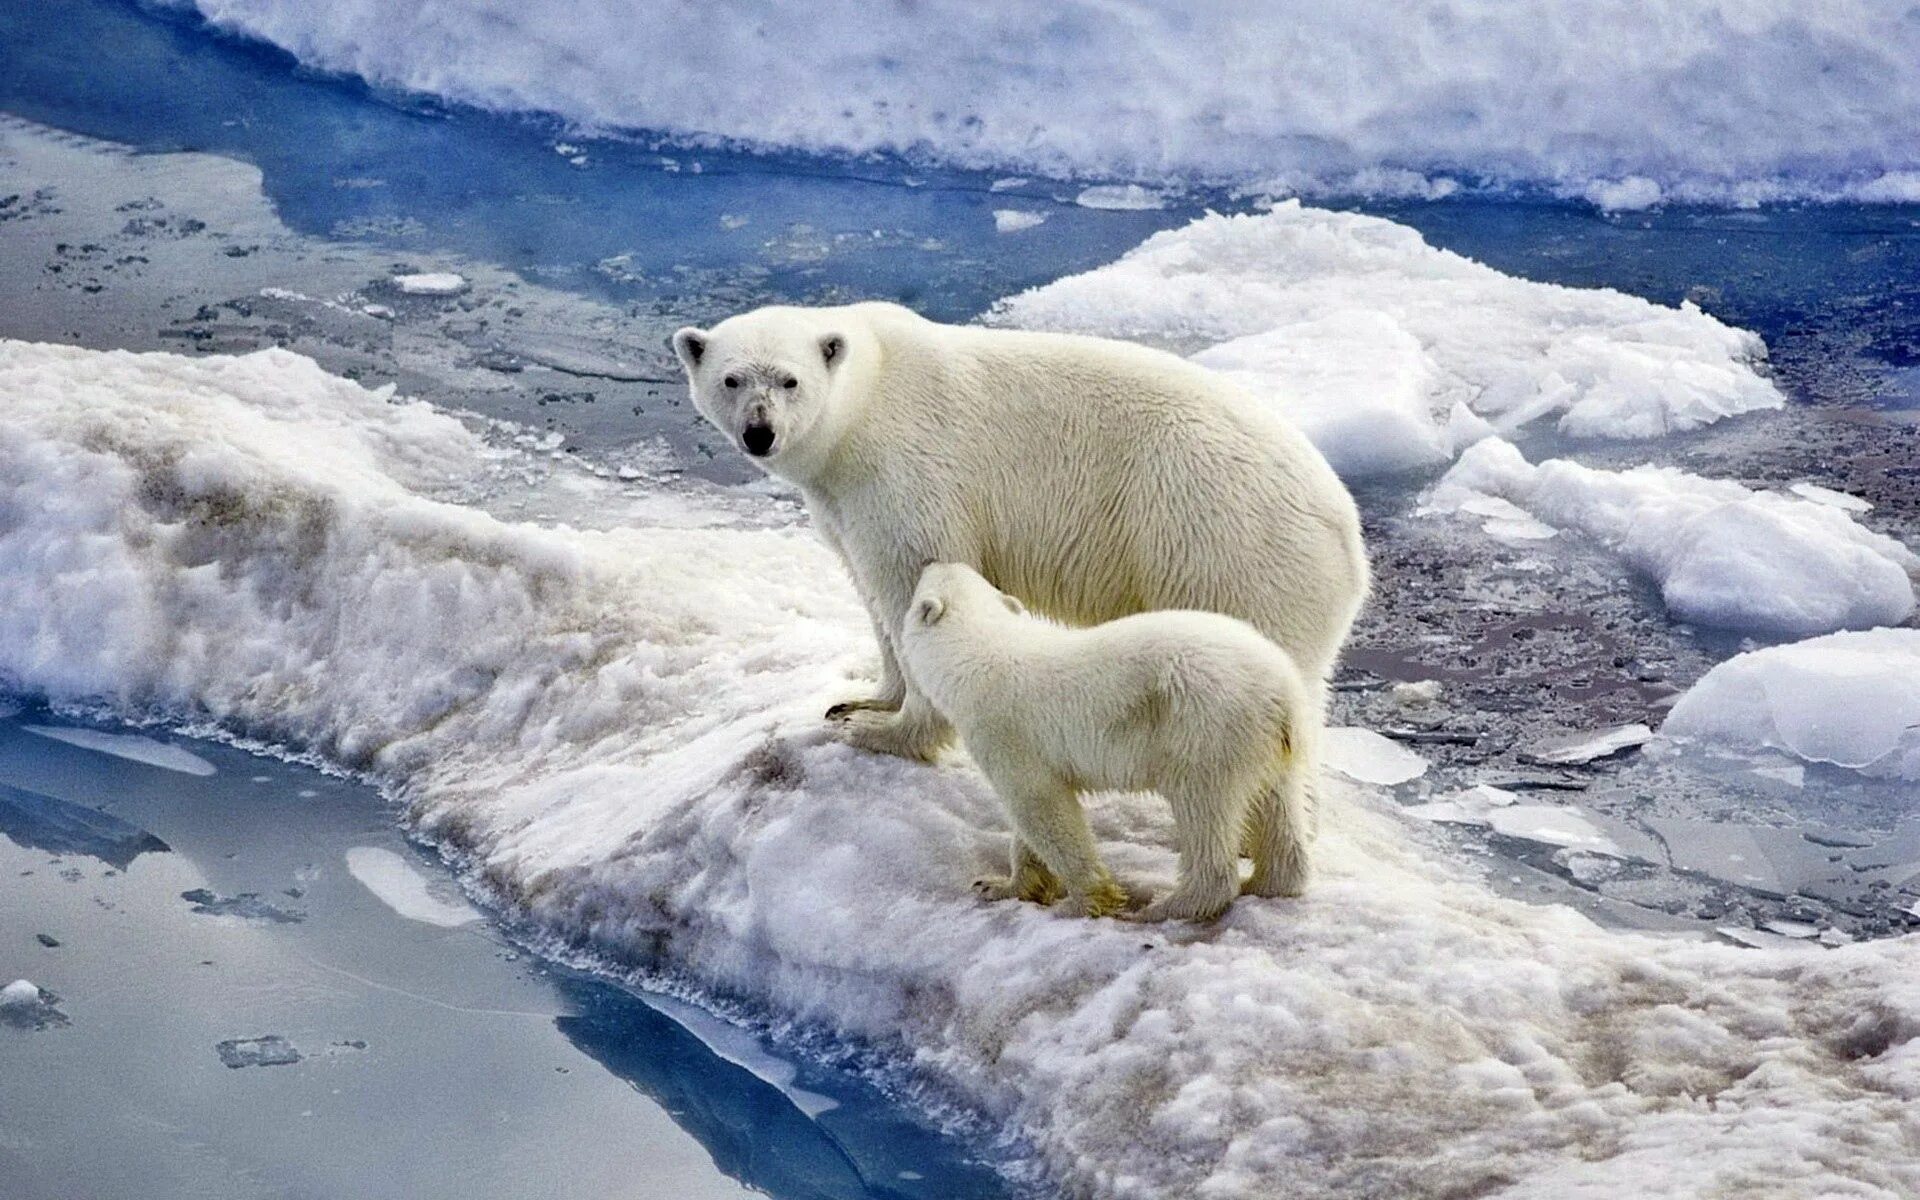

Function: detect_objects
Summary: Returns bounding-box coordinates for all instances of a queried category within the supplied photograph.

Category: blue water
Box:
[0,702,1014,1200]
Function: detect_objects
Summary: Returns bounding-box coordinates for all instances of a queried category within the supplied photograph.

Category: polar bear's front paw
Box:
[836,709,946,762]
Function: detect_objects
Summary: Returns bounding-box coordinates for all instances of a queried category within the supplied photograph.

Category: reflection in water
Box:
[555,977,1010,1200]
[0,781,170,868]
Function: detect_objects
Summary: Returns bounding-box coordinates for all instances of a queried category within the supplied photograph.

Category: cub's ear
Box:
[671,327,709,373]
[913,596,946,627]
[1001,593,1027,616]
[820,333,846,369]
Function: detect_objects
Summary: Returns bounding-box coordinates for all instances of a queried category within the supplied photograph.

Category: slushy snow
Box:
[991,205,1782,479]
[1433,437,1919,635]
[1663,629,1920,781]
[162,1,1920,205]
[3,337,1918,1197]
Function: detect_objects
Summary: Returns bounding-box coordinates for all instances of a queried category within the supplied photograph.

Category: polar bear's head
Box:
[672,306,854,479]
[904,562,1027,639]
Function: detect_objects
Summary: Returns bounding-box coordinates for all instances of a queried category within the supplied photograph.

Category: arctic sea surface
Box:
[3,3,1919,1199]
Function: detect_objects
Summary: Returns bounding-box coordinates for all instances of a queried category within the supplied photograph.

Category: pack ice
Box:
[3,335,1917,1198]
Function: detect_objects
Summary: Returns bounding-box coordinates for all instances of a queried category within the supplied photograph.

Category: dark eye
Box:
[781,376,798,390]
[722,374,740,389]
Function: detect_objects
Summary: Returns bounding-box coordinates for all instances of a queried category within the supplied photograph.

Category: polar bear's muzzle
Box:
[741,414,776,457]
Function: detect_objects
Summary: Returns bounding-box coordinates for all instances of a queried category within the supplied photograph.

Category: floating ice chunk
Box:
[988,177,1026,192]
[1435,438,1918,635]
[392,271,468,296]
[1408,787,1619,854]
[1520,724,1653,766]
[1074,183,1168,210]
[991,208,1047,233]
[0,979,65,1029]
[24,725,216,776]
[992,206,1783,477]
[1324,727,1428,785]
[1403,783,1517,825]
[1788,482,1872,513]
[1663,629,1920,780]
[345,846,480,928]
[216,1035,302,1068]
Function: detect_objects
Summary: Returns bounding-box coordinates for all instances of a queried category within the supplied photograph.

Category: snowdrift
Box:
[3,337,1918,1198]
[162,0,1920,204]
[991,205,1783,479]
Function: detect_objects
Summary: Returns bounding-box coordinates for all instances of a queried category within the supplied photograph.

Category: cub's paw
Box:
[836,710,944,762]
[824,695,902,720]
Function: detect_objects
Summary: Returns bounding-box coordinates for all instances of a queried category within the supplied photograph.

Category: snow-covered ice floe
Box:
[1663,629,1920,782]
[163,1,1920,205]
[3,337,1920,1197]
[990,205,1782,479]
[22,724,217,776]
[1433,437,1919,636]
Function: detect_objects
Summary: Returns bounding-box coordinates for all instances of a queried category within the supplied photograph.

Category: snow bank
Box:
[160,1,1920,204]
[1434,437,1919,636]
[1663,629,1920,781]
[990,206,1781,478]
[4,339,1920,1198]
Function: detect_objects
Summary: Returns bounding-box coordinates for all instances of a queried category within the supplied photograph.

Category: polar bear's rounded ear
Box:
[820,333,846,369]
[1001,593,1027,616]
[671,327,708,373]
[913,596,946,627]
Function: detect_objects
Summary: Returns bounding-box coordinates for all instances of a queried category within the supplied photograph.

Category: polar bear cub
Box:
[900,563,1312,922]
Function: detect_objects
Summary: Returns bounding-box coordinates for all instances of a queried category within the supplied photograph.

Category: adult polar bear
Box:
[673,302,1368,900]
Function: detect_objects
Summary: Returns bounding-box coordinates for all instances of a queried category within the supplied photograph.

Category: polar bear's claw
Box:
[825,696,899,720]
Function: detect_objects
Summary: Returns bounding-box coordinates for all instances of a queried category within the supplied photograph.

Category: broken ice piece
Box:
[1761,919,1820,939]
[1,979,68,1030]
[216,1036,302,1068]
[391,271,467,296]
[1520,723,1653,766]
[1324,727,1428,785]
[1787,482,1871,513]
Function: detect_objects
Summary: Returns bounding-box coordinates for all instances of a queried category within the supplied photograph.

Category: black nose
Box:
[742,421,775,457]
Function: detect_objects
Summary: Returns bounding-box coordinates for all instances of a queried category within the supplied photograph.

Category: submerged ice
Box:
[2,334,1917,1198]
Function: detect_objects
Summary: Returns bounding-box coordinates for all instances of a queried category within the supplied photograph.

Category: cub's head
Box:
[904,562,1027,646]
[672,307,851,478]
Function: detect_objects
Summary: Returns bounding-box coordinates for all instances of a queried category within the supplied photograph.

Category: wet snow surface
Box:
[2,5,1919,1197]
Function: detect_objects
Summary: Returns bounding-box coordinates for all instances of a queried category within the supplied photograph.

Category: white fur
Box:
[901,563,1311,921]
[674,302,1368,893]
